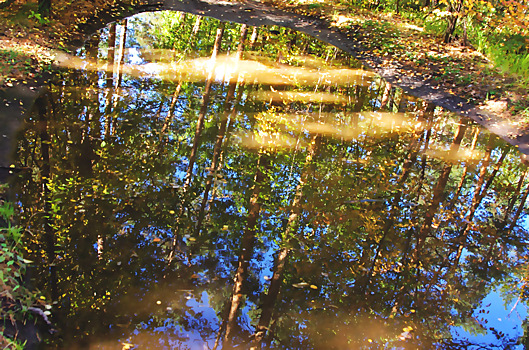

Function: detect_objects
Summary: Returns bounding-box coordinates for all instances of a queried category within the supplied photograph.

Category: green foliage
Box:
[462,20,529,82]
[0,195,44,347]
[28,9,50,25]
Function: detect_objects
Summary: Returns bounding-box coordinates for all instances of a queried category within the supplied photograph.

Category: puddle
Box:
[7,12,529,349]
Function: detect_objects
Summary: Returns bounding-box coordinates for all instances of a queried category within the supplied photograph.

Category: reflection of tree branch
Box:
[223,154,268,347]
[36,93,57,301]
[196,24,248,235]
[251,135,319,349]
[184,23,225,189]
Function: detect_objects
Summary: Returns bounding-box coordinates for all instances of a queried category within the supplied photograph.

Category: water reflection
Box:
[11,11,529,349]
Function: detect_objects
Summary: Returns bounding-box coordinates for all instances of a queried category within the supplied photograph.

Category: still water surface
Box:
[10,12,529,349]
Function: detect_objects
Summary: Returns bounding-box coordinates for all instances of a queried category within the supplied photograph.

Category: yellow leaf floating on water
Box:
[310,285,318,289]
[292,282,309,288]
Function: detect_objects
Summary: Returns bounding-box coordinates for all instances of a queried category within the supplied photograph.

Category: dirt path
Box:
[2,0,529,155]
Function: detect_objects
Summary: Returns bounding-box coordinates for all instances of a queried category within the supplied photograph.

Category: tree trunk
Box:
[443,0,462,43]
[444,15,458,43]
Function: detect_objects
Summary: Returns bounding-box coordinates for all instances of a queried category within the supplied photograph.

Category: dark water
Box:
[10,12,529,349]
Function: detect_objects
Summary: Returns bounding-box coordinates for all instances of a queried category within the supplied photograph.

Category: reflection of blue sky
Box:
[184,292,219,348]
[451,288,528,348]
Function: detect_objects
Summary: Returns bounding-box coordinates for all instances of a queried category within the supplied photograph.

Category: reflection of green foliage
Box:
[10,13,529,349]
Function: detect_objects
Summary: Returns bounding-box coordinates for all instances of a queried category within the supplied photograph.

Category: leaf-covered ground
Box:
[1,0,528,137]
[261,0,529,131]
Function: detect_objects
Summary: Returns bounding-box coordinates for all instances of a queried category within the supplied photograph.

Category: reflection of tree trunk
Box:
[249,26,259,49]
[397,94,408,114]
[365,104,431,289]
[84,35,106,256]
[250,135,320,349]
[115,19,128,92]
[196,24,248,234]
[209,88,245,205]
[85,33,100,73]
[352,85,368,113]
[416,114,434,197]
[504,170,528,225]
[223,154,268,346]
[79,35,101,179]
[192,16,202,37]
[426,146,508,293]
[379,82,392,110]
[414,118,467,263]
[507,183,529,232]
[107,20,127,136]
[250,248,288,350]
[449,127,480,209]
[209,29,257,207]
[160,16,202,144]
[184,23,225,188]
[37,94,57,301]
[473,135,495,198]
[390,104,435,304]
[483,170,529,263]
[159,82,182,142]
[451,147,509,270]
[104,22,117,137]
